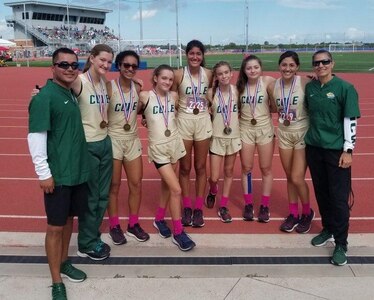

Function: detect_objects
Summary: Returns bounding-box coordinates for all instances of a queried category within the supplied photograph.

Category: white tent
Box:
[0,39,16,47]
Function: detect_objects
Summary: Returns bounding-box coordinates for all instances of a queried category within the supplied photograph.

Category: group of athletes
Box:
[27,39,360,300]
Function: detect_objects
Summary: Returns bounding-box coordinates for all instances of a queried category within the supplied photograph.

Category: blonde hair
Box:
[83,44,114,73]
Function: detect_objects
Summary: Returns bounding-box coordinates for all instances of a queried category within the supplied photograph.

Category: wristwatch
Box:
[345,149,353,154]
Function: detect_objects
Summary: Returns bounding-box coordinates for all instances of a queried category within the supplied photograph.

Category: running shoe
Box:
[126,223,150,242]
[109,224,127,245]
[296,209,315,234]
[331,244,348,266]
[172,231,196,251]
[280,214,299,232]
[60,260,86,282]
[257,205,270,223]
[52,282,66,300]
[205,192,216,209]
[243,204,254,221]
[181,207,193,226]
[153,220,172,238]
[192,208,205,227]
[311,229,334,247]
[77,241,110,261]
[218,207,232,223]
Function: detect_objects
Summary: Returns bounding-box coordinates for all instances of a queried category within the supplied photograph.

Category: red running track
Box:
[1,67,374,234]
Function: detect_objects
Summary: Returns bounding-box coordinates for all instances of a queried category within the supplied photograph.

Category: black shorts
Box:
[44,183,88,226]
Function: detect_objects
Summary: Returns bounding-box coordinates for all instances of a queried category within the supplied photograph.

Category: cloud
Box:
[345,27,365,41]
[132,10,157,21]
[278,0,339,9]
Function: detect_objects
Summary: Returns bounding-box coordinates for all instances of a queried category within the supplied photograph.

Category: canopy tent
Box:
[0,46,10,51]
[0,39,16,47]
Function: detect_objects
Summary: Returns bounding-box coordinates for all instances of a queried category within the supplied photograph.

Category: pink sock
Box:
[195,197,204,210]
[155,207,166,222]
[220,196,229,208]
[302,203,311,215]
[172,219,183,235]
[210,182,218,194]
[261,195,270,207]
[109,216,119,229]
[244,194,253,205]
[183,197,192,208]
[128,214,138,228]
[289,203,299,217]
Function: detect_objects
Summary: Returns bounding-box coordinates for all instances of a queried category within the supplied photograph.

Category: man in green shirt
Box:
[305,50,360,266]
[28,48,90,300]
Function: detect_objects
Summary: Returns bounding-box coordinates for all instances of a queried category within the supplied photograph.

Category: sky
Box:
[1,0,374,45]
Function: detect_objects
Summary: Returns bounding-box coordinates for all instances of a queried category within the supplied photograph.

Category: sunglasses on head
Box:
[54,61,79,70]
[312,59,332,67]
[121,63,138,70]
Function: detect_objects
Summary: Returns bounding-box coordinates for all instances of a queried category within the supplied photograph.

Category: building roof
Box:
[4,1,112,13]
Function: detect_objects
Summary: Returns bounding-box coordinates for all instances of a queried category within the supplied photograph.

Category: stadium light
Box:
[175,0,181,68]
[23,3,29,67]
[67,0,71,47]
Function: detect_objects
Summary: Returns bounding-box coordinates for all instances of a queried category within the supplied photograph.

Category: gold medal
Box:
[251,118,257,125]
[193,108,199,115]
[283,119,290,126]
[123,123,131,131]
[100,120,107,129]
[223,127,232,135]
[164,129,171,137]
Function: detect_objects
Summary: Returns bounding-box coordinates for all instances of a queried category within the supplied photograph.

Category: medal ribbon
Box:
[246,79,260,120]
[280,76,296,120]
[186,66,202,109]
[116,79,134,125]
[217,86,232,127]
[153,90,169,129]
[86,71,107,121]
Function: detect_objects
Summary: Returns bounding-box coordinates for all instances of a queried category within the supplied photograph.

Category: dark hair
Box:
[115,50,140,70]
[52,47,77,64]
[312,49,333,62]
[83,44,114,73]
[185,39,206,67]
[152,64,174,87]
[278,50,300,66]
[212,61,232,96]
[236,54,262,95]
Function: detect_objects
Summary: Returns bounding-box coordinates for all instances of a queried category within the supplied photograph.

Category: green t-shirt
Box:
[305,76,360,150]
[29,79,90,186]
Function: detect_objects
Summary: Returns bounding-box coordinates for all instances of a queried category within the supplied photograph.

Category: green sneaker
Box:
[52,282,67,300]
[331,244,348,266]
[60,260,87,282]
[311,229,334,246]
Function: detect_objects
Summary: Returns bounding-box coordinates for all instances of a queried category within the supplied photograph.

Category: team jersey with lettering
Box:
[239,76,272,127]
[273,75,309,130]
[211,85,240,138]
[178,66,210,119]
[108,79,139,139]
[78,73,109,142]
[143,91,178,145]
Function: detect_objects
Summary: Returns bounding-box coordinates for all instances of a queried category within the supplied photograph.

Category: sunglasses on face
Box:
[121,63,138,70]
[312,59,332,67]
[54,61,79,70]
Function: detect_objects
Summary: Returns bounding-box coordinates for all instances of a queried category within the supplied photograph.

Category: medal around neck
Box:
[100,120,107,128]
[123,123,131,131]
[193,108,200,115]
[164,129,171,137]
[223,127,232,135]
[251,118,257,125]
[283,119,290,126]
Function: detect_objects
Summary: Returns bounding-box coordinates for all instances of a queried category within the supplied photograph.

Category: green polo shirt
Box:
[304,76,360,150]
[28,79,90,186]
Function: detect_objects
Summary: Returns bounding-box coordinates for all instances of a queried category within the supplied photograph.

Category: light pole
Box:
[245,0,249,52]
[66,0,71,47]
[118,0,121,51]
[175,0,181,68]
[139,0,143,49]
[23,2,29,67]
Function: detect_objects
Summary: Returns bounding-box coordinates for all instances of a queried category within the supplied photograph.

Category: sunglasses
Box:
[312,59,332,67]
[121,63,138,70]
[54,61,79,70]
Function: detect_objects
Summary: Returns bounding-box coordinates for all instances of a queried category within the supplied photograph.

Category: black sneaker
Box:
[296,209,315,234]
[280,214,299,233]
[153,220,172,238]
[77,241,110,261]
[172,231,196,251]
[243,204,254,221]
[205,192,216,209]
[257,205,270,223]
[109,225,127,245]
[181,207,193,226]
[192,209,205,227]
[60,260,86,282]
[51,282,66,300]
[126,223,150,242]
[218,207,232,223]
